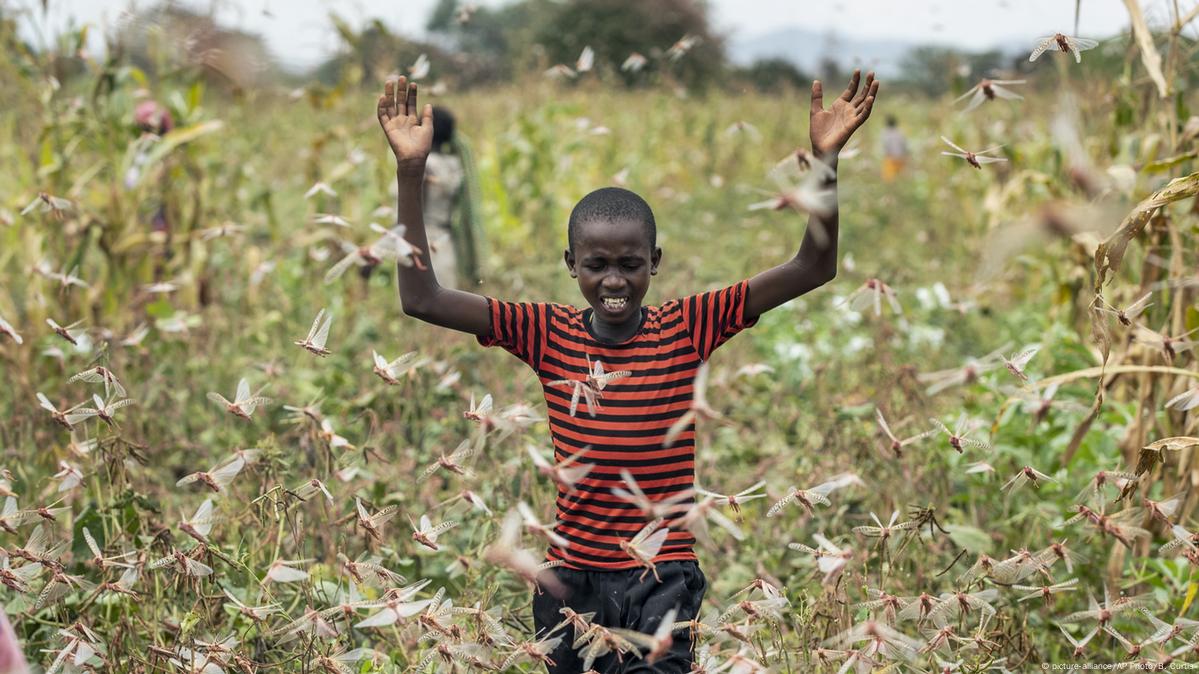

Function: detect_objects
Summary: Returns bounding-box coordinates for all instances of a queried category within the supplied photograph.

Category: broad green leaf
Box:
[145,299,175,319]
[144,119,224,168]
[835,402,874,420]
[945,525,992,554]
[125,65,148,89]
[1143,150,1198,173]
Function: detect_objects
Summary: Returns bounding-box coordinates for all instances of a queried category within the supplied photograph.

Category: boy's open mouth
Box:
[600,296,629,313]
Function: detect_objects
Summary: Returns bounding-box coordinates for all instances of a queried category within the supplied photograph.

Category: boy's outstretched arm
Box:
[745,70,879,318]
[378,76,491,336]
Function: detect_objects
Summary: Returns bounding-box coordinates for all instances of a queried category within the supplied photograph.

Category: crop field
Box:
[0,4,1198,673]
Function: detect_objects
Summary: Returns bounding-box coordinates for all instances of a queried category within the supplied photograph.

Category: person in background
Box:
[128,98,176,278]
[134,99,174,136]
[422,105,483,289]
[880,114,908,183]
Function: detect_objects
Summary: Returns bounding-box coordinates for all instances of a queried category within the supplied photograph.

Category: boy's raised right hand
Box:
[382,74,491,337]
[377,75,434,177]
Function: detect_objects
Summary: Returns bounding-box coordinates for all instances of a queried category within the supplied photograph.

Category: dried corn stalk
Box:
[1094,172,1199,288]
[1121,0,1169,98]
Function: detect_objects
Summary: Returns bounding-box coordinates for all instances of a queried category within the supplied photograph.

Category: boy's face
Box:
[564,218,661,325]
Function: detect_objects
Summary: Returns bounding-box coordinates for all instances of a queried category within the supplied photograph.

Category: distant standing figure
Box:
[881,115,908,183]
[422,106,482,289]
[128,98,176,277]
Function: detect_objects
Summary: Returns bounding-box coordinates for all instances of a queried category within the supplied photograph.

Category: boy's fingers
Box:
[852,72,874,104]
[396,76,408,115]
[421,103,434,127]
[840,69,860,101]
[377,94,391,124]
[857,96,876,122]
[406,83,418,119]
[858,81,880,113]
[383,79,396,118]
[855,79,878,106]
[810,80,824,114]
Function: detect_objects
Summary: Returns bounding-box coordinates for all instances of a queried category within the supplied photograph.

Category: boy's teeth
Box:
[602,297,627,310]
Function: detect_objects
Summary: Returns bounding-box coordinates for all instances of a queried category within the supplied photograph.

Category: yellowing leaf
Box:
[1096,172,1199,287]
[1135,436,1199,477]
[146,120,224,166]
[1182,581,1198,616]
[1143,150,1198,173]
[127,66,148,89]
[1145,437,1199,453]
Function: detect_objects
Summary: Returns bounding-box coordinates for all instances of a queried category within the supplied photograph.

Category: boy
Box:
[377,71,878,672]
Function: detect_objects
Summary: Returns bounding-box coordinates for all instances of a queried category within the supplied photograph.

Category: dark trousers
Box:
[531,560,708,673]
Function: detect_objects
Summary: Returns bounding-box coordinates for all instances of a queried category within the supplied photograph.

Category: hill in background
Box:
[729,26,1026,77]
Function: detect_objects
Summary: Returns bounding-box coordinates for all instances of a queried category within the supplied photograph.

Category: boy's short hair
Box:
[568,187,657,252]
[431,105,455,149]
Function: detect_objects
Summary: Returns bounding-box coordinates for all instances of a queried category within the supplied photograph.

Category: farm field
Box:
[0,4,1198,672]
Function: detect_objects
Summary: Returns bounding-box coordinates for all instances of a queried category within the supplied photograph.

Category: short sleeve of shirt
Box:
[475,298,549,371]
[679,279,759,362]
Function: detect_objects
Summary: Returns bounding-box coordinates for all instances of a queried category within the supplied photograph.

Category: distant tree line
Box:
[317,0,735,90]
[3,0,1163,98]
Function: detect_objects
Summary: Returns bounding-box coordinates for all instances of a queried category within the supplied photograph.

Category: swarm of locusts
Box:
[1,6,1199,673]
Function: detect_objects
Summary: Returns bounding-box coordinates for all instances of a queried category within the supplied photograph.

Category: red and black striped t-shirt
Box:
[477,280,758,570]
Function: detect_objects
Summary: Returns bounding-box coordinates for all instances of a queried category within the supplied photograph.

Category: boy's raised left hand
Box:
[809,69,879,158]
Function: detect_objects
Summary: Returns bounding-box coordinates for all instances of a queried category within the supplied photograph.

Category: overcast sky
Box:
[11,0,1187,72]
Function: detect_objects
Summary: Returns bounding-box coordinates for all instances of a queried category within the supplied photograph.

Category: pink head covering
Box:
[134,100,174,135]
